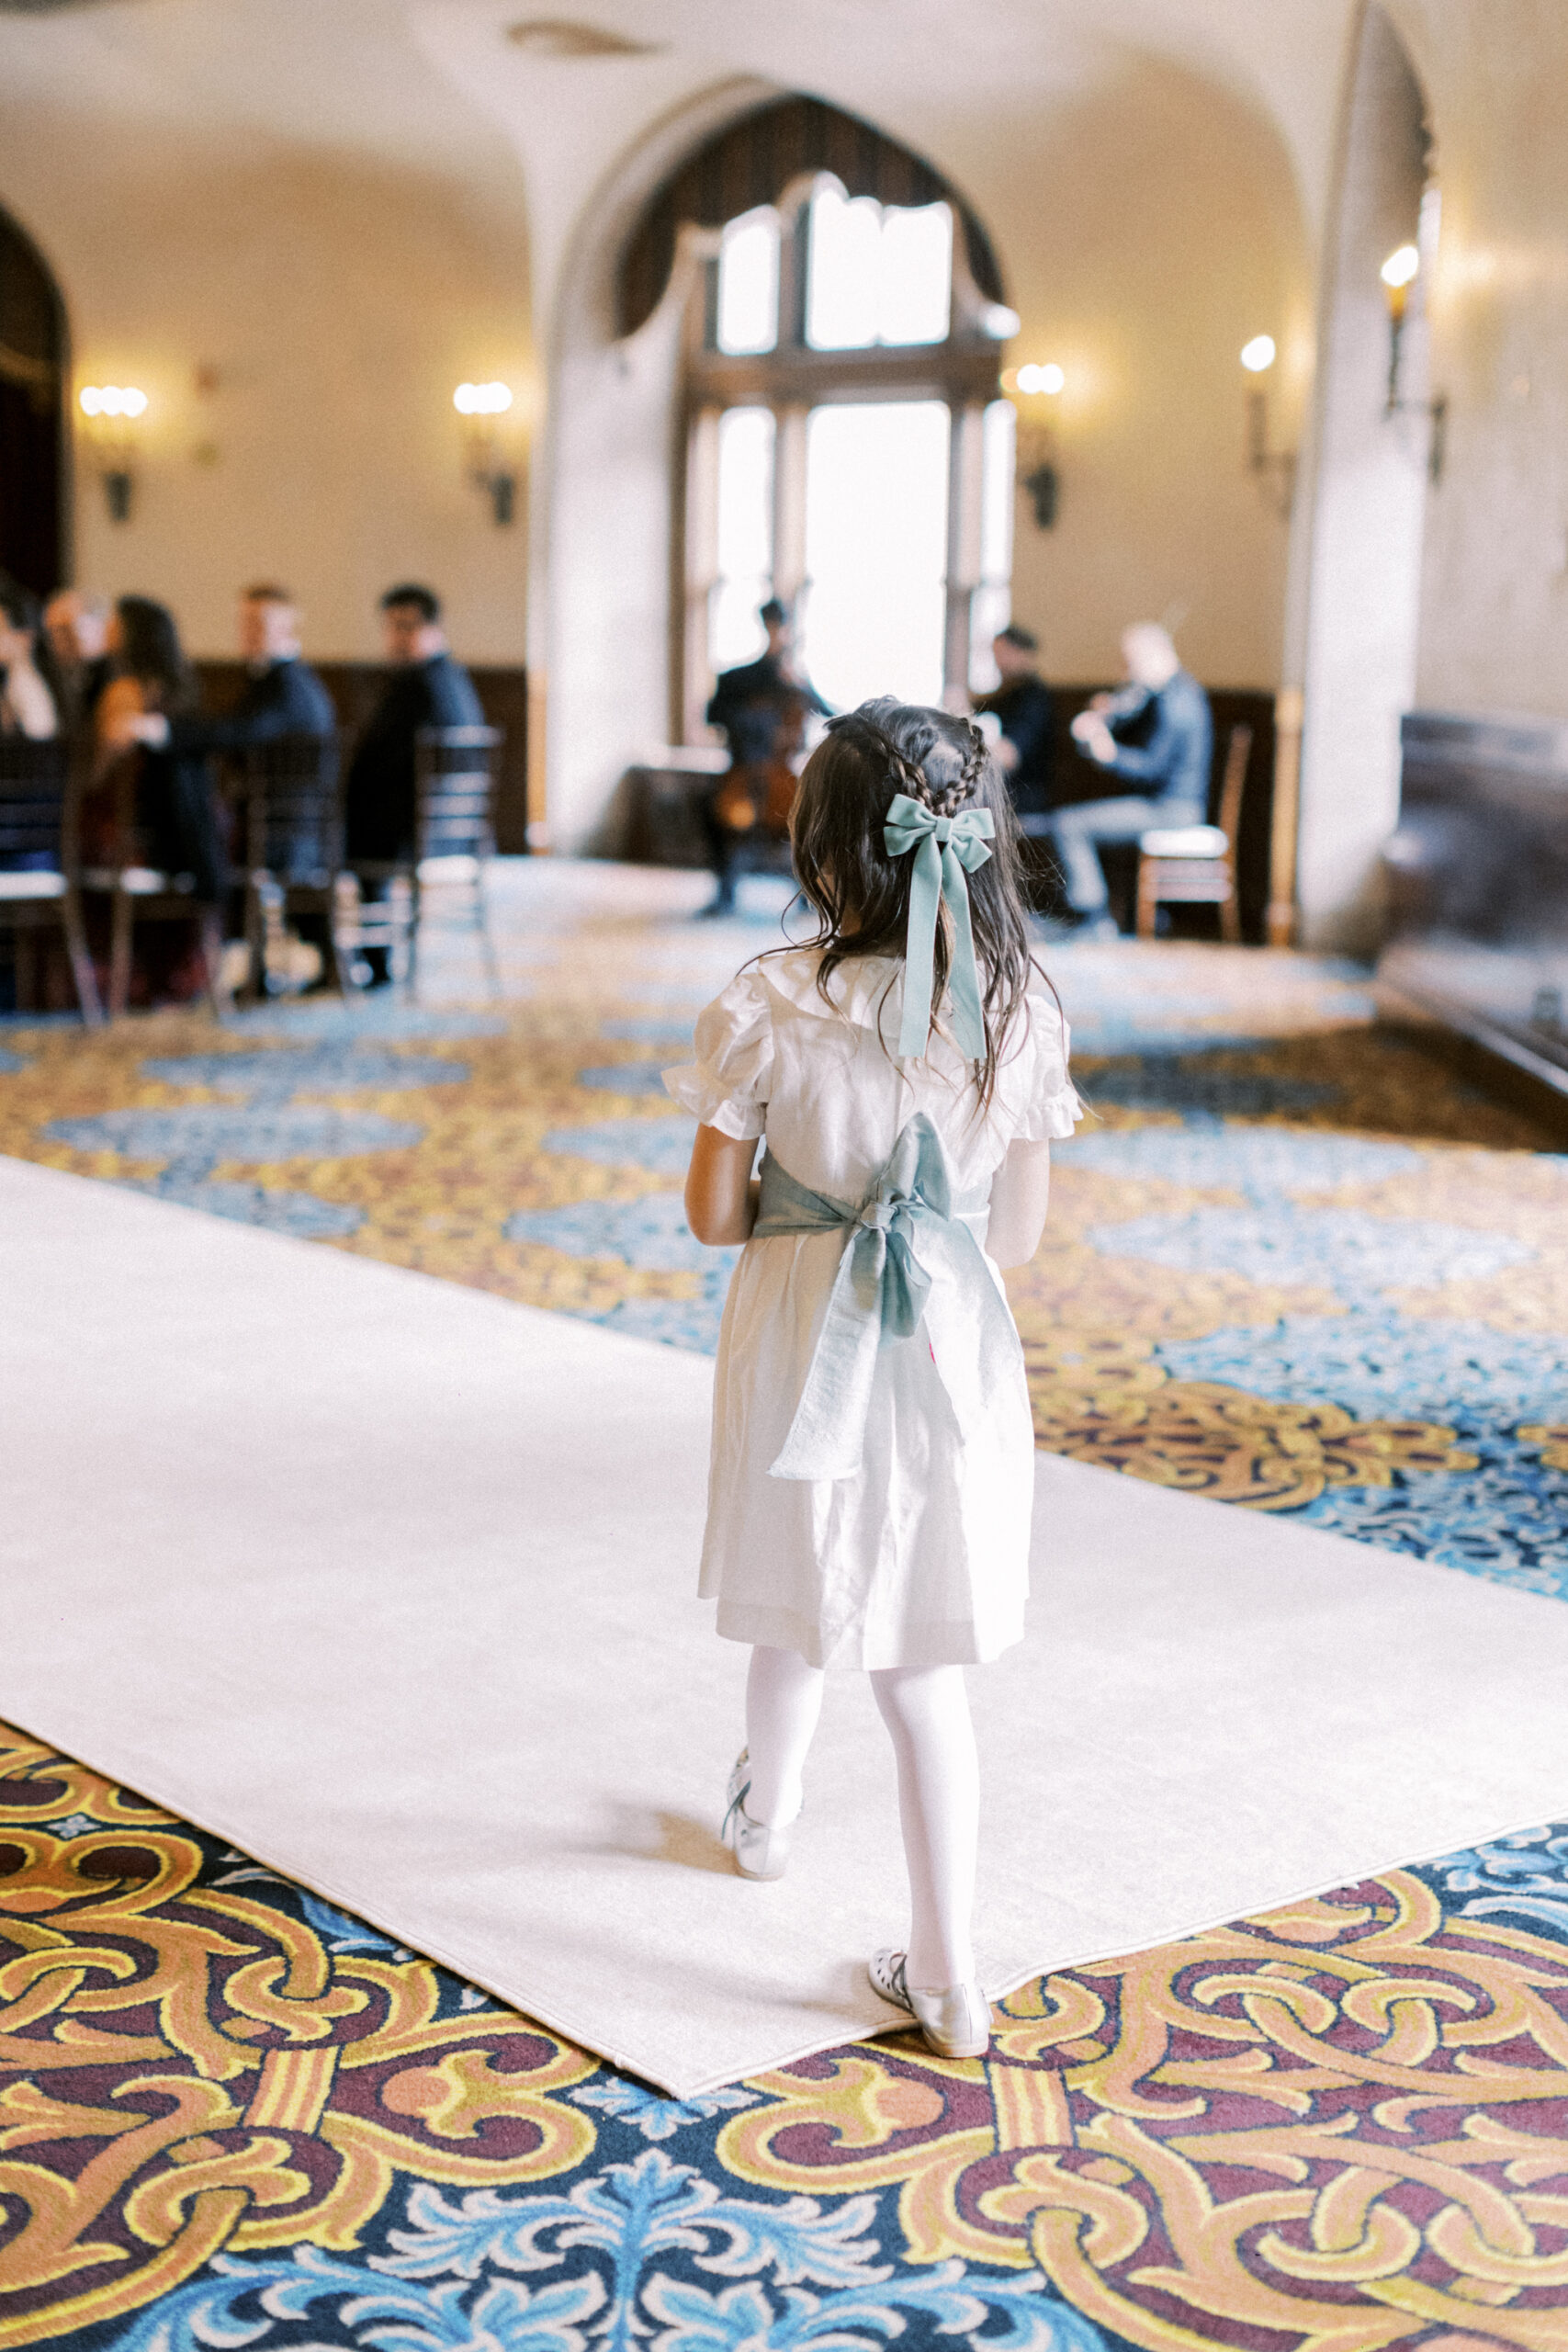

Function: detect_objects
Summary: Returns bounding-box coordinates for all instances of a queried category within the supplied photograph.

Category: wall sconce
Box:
[1381,243,1448,483]
[454,380,516,525]
[78,384,148,522]
[1007,363,1064,529]
[1240,336,1295,516]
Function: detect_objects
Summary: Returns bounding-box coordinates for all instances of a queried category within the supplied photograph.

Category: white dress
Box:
[664,949,1081,1670]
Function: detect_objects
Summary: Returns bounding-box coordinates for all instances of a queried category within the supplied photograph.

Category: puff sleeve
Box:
[662,967,774,1140]
[1010,981,1084,1143]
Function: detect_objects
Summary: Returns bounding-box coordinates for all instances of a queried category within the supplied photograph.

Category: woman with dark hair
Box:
[96,594,224,907]
[665,697,1081,2061]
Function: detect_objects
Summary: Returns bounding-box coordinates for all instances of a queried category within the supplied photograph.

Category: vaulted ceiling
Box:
[0,0,1361,333]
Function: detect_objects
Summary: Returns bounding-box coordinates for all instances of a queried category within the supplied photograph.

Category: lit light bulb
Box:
[1240,335,1276,374]
[454,381,513,416]
[1381,243,1420,290]
[1015,362,1065,397]
[79,385,148,418]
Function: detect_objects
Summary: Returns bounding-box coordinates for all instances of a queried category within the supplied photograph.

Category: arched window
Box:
[619,98,1017,738]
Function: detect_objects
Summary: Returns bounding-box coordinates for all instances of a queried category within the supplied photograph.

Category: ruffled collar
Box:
[758,948,942,1036]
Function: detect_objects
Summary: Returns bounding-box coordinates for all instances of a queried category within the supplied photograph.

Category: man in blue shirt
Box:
[1045,623,1213,937]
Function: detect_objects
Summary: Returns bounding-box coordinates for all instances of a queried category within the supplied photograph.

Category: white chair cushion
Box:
[1140,824,1230,859]
[416,854,482,884]
[83,865,184,895]
[0,870,66,899]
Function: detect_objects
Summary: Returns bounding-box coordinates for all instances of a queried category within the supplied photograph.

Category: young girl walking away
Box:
[664,698,1080,2061]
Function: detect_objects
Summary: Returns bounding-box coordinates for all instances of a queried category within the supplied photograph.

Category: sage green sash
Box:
[752,1113,1021,1482]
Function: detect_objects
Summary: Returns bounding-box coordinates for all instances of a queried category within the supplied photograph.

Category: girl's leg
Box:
[870,1665,978,1989]
[744,1644,826,1826]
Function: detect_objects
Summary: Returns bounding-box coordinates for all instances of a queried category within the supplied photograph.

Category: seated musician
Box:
[1046,622,1213,938]
[701,598,829,917]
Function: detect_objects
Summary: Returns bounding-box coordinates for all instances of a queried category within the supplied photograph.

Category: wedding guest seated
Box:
[344,582,482,983]
[96,596,226,907]
[344,583,481,865]
[1045,622,1213,938]
[973,623,1052,828]
[42,590,112,737]
[0,586,60,741]
[118,582,334,761]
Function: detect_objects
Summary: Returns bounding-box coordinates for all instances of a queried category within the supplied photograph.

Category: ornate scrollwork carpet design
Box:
[5,1723,1568,2350]
[4,863,1567,2346]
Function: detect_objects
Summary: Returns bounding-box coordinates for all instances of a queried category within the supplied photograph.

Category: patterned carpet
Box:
[5,859,1568,2349]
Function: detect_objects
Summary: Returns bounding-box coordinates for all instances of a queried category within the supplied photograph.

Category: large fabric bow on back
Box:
[754,1113,1021,1482]
[883,791,995,1062]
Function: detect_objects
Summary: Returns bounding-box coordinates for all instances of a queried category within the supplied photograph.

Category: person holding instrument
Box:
[701,598,829,917]
[1047,622,1212,937]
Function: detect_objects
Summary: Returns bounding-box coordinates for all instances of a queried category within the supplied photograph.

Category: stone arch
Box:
[0,200,68,596]
[537,84,1010,853]
[1293,3,1435,950]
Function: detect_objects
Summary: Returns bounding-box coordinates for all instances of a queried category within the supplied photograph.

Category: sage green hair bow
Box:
[883,791,995,1062]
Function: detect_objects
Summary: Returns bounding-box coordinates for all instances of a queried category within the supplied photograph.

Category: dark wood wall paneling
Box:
[1378,709,1568,1100]
[195,661,530,854]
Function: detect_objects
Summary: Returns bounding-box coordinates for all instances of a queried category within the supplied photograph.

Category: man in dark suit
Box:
[344,583,484,983]
[701,597,829,915]
[974,623,1053,827]
[107,583,339,946]
[123,583,336,760]
[344,582,483,866]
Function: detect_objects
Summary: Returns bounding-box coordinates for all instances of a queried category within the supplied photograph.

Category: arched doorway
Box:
[541,92,1012,854]
[1294,5,1435,952]
[0,205,66,598]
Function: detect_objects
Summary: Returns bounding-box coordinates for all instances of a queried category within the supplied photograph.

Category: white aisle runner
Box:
[4,1157,1567,2097]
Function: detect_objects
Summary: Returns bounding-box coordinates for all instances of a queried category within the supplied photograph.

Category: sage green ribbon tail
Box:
[882,791,995,1062]
[753,1113,1021,1482]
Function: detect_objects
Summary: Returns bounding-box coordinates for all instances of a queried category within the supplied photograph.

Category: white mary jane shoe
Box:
[868,1949,991,2060]
[722,1748,795,1882]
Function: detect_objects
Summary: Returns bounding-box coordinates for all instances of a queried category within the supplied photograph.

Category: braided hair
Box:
[774,696,1038,1105]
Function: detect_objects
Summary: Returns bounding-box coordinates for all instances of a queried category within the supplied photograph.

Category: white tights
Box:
[743,1643,978,1991]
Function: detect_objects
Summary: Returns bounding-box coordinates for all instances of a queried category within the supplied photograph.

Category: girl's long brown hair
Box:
[776,696,1041,1107]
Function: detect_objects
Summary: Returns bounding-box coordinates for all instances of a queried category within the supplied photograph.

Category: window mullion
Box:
[773,404,808,615]
[943,401,984,707]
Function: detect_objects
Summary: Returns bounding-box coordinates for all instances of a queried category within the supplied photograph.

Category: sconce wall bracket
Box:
[1245,387,1296,518]
[1386,392,1448,485]
[1021,461,1058,531]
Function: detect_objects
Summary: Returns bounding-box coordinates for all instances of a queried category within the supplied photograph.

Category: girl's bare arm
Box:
[985,1138,1052,1270]
[685,1125,761,1245]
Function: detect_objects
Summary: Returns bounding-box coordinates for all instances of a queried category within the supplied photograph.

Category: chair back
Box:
[0,735,71,874]
[1215,723,1254,851]
[244,732,342,885]
[415,725,501,864]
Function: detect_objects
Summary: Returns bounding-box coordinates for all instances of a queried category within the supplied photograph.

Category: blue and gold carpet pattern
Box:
[4,865,1568,2349]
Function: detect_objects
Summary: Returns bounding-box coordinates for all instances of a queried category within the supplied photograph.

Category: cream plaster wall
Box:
[1391,0,1568,718]
[1293,4,1430,953]
[961,54,1312,686]
[0,4,536,662]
